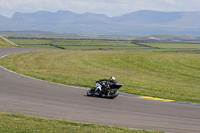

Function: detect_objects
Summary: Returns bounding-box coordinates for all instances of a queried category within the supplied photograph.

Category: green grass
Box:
[141,42,200,52]
[142,42,200,49]
[10,38,200,53]
[0,113,160,133]
[0,38,14,47]
[10,38,140,50]
[1,51,200,103]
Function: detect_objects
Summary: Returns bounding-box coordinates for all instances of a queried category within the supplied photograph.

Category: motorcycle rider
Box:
[95,77,117,96]
[100,77,118,86]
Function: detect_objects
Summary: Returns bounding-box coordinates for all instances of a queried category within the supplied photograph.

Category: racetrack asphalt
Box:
[0,47,200,133]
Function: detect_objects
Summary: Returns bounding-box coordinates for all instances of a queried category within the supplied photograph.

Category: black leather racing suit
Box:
[99,79,118,90]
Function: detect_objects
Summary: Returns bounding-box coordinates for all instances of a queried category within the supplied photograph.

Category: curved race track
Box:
[0,47,200,133]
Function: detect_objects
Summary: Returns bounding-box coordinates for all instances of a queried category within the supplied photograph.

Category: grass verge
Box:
[0,112,161,133]
[0,51,199,103]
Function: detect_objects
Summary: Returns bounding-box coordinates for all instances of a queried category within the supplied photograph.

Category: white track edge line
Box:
[0,54,89,90]
[0,54,139,97]
[1,54,200,106]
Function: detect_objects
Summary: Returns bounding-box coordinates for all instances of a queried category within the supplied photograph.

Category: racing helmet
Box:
[109,77,116,81]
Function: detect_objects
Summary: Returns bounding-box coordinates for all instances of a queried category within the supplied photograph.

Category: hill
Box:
[1,10,200,35]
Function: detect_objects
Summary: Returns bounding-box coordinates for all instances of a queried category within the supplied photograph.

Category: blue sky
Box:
[0,0,200,18]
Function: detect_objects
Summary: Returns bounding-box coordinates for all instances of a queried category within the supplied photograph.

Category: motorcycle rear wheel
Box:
[107,89,119,99]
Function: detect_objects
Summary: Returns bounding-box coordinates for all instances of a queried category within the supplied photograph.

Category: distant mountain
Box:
[0,15,12,24]
[112,10,182,24]
[1,10,200,35]
[12,10,80,23]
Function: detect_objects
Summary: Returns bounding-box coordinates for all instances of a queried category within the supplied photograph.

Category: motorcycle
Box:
[87,81,123,99]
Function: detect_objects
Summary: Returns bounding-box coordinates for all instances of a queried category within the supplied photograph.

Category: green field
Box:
[1,50,199,103]
[10,38,200,52]
[10,38,141,50]
[0,113,160,133]
[141,41,200,53]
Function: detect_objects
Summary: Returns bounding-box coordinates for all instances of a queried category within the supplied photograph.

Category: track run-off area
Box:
[0,47,200,133]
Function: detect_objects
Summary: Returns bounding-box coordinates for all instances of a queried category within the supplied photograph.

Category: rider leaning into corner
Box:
[95,77,117,96]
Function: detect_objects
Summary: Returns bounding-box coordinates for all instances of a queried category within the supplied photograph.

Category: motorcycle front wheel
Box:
[106,89,119,99]
[87,88,95,96]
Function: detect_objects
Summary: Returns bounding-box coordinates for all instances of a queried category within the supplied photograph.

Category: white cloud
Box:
[164,0,176,5]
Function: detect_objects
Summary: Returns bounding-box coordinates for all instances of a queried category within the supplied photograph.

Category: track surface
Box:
[0,47,200,133]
